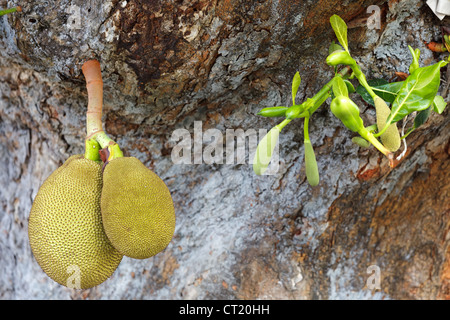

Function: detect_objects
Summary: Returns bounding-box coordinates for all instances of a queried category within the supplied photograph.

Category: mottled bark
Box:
[0,0,449,299]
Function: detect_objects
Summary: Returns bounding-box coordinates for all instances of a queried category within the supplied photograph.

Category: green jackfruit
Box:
[28,155,123,289]
[304,140,320,187]
[101,157,176,259]
[374,96,401,152]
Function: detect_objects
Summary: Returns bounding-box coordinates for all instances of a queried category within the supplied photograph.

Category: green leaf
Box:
[292,72,301,106]
[330,15,349,53]
[403,106,432,138]
[432,95,447,114]
[332,76,349,98]
[373,82,404,104]
[344,80,355,93]
[413,106,431,129]
[329,41,343,55]
[365,78,389,86]
[356,80,404,106]
[257,106,288,117]
[389,60,448,124]
[330,80,354,100]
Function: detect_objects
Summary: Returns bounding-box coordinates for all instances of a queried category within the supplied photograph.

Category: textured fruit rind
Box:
[28,155,123,289]
[101,157,176,259]
[374,96,401,152]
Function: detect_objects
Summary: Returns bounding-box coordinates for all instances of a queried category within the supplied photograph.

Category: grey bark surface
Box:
[0,0,449,299]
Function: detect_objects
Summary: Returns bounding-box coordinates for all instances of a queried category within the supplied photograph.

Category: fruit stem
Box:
[358,127,394,167]
[81,60,123,161]
[351,64,378,100]
[85,138,102,162]
[82,60,105,139]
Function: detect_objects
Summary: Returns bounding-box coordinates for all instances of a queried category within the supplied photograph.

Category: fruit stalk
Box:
[358,127,394,167]
[81,60,123,161]
[351,64,378,100]
[82,60,106,140]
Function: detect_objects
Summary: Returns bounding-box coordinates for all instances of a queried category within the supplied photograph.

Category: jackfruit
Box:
[374,96,401,152]
[101,157,175,259]
[304,140,320,187]
[28,155,123,289]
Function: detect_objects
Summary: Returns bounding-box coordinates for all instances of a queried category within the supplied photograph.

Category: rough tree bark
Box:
[0,0,449,299]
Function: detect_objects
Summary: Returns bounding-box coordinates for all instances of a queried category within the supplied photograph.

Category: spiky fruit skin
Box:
[28,155,123,289]
[101,157,176,259]
[374,96,401,152]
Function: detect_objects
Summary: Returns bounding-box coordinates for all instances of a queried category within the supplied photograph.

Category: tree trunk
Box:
[0,0,449,299]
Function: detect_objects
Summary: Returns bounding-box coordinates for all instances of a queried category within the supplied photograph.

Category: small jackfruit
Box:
[304,140,320,187]
[374,96,401,152]
[101,157,176,259]
[28,155,123,289]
